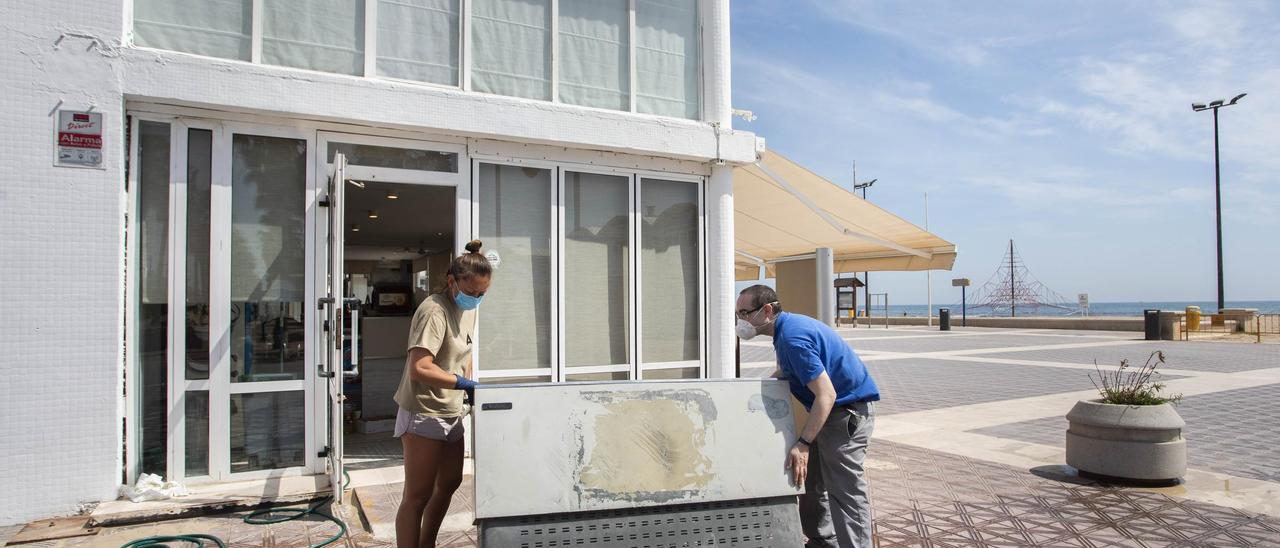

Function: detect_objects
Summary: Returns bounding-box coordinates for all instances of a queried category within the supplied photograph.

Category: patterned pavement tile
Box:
[968,341,1280,373]
[865,358,1166,416]
[845,335,1130,354]
[972,382,1280,483]
[867,440,1280,548]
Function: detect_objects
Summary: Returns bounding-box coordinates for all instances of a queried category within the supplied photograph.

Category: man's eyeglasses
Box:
[736,301,776,320]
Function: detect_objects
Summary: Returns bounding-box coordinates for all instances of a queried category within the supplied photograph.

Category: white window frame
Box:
[558,166,637,382]
[470,156,561,383]
[127,0,702,117]
[470,153,707,384]
[635,171,706,379]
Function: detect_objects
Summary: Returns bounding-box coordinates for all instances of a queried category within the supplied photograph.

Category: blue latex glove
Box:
[454,374,478,404]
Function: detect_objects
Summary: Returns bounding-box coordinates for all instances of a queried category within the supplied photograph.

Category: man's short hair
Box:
[739,284,783,313]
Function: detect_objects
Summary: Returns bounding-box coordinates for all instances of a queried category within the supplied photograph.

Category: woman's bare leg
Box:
[419,437,466,545]
[396,433,444,548]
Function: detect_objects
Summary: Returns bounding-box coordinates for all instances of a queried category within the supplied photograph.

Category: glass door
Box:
[320,152,349,501]
[130,115,318,483]
[218,125,315,479]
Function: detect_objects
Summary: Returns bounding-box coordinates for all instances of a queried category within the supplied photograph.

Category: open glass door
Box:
[321,153,349,501]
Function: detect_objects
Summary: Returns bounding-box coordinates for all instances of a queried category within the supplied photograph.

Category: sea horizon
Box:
[854,300,1280,318]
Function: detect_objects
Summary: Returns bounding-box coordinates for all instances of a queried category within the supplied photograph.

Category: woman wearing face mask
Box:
[393,239,491,547]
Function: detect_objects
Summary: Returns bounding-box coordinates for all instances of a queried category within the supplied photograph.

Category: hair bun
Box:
[464,239,484,254]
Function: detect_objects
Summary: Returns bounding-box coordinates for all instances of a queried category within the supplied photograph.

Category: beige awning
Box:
[735,151,957,281]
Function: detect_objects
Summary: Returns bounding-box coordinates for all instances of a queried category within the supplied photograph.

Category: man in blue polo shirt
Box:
[736,284,879,548]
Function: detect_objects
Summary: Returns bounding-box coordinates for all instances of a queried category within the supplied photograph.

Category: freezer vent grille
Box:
[479,496,801,548]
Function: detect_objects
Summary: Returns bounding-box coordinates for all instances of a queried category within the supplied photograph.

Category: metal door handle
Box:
[345,299,360,379]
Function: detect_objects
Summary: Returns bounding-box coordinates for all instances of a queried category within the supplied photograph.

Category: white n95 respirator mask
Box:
[735,318,760,340]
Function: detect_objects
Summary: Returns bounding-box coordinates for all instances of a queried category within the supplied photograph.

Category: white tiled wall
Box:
[0,0,128,526]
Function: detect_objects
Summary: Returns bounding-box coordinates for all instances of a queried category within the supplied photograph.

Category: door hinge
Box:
[322,320,331,332]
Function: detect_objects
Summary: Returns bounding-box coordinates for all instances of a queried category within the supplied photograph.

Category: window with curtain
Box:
[558,0,629,111]
[635,0,700,119]
[376,0,460,85]
[563,172,630,368]
[263,0,366,76]
[134,0,253,61]
[471,0,552,100]
[640,178,700,370]
[478,164,553,371]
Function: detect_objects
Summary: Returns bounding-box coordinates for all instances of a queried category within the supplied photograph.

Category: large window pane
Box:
[134,0,252,61]
[564,172,630,367]
[230,391,305,472]
[230,135,307,382]
[185,391,210,476]
[186,129,213,381]
[377,0,460,85]
[477,164,552,370]
[472,0,551,100]
[558,0,628,111]
[136,121,171,476]
[636,0,700,119]
[641,178,700,365]
[264,0,366,75]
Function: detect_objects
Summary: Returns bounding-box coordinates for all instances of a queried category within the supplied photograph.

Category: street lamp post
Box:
[853,161,878,326]
[1192,93,1246,312]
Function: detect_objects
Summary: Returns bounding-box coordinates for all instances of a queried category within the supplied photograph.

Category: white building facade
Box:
[0,0,757,525]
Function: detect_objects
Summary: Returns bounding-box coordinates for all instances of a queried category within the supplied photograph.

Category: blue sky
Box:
[730,0,1280,305]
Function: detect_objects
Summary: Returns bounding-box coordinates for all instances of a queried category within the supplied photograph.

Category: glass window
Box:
[471,0,551,100]
[635,0,700,119]
[377,0,460,85]
[563,172,630,368]
[136,121,171,476]
[263,0,366,75]
[640,178,700,366]
[230,391,305,472]
[186,129,213,381]
[327,143,458,172]
[477,164,553,371]
[558,0,629,111]
[184,391,210,476]
[134,0,252,61]
[230,135,307,382]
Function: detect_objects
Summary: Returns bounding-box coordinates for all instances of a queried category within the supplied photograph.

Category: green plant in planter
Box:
[1090,351,1182,406]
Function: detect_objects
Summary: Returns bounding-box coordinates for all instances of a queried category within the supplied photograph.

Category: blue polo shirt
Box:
[772,312,880,410]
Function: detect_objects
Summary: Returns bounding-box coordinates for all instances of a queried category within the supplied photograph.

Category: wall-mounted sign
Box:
[55,110,104,168]
[485,250,502,269]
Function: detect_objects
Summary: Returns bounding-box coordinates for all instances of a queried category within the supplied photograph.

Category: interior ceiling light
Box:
[351,224,360,232]
[386,191,399,199]
[367,210,379,219]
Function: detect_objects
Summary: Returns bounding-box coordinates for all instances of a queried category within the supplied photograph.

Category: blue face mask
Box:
[454,288,483,311]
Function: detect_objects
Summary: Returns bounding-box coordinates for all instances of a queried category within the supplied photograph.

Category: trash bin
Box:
[939,308,951,331]
[1144,309,1160,341]
[1185,305,1201,332]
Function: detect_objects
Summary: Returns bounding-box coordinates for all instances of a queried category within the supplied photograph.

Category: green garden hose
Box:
[121,469,352,548]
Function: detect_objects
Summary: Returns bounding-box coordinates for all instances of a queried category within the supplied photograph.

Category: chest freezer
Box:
[473,379,804,547]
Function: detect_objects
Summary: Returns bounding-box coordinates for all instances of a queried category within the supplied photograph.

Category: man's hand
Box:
[785,442,809,487]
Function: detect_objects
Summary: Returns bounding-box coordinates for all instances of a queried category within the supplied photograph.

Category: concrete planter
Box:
[1065,399,1186,484]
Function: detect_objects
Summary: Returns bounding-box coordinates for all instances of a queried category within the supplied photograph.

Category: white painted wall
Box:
[0,0,754,525]
[0,0,129,526]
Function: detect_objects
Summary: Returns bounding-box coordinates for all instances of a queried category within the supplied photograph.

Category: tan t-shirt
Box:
[393,293,477,417]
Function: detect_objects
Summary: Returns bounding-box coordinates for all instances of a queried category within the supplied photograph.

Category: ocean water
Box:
[855,301,1280,318]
